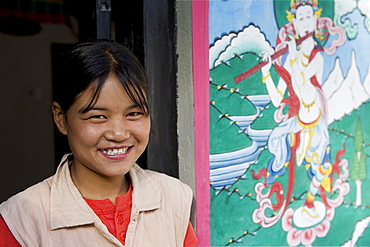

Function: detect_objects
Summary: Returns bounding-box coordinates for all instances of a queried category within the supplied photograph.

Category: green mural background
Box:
[209,0,370,246]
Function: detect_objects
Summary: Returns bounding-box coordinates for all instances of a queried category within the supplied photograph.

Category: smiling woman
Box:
[52,75,151,202]
[0,40,198,247]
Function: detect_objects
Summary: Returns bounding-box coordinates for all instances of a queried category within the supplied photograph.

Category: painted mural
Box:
[209,0,370,246]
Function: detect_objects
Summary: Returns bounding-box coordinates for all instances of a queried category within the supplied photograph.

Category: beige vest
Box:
[0,154,193,247]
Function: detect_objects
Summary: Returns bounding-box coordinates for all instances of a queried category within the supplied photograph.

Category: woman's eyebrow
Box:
[78,105,140,114]
[78,107,108,114]
[127,104,140,110]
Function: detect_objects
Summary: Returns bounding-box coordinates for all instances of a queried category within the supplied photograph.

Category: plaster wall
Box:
[176,0,196,195]
[176,0,197,226]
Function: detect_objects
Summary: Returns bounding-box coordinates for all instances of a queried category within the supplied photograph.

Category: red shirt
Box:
[0,185,198,246]
[84,185,134,245]
[0,215,19,246]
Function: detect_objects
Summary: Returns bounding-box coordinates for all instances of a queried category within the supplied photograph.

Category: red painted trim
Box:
[192,1,210,246]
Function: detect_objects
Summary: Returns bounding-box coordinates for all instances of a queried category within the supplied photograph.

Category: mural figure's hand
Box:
[261,51,272,77]
[286,34,298,62]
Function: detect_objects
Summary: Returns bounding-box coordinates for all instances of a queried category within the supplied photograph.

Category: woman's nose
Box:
[104,119,130,142]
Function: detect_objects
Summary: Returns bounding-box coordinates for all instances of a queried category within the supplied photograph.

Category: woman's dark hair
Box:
[52,40,148,114]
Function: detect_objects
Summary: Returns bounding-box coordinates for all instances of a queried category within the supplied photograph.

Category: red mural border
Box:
[192,1,210,246]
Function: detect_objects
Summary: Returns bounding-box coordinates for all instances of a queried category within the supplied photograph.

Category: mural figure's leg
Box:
[294,161,331,227]
[296,128,311,166]
[304,144,332,206]
[293,120,332,227]
[266,117,303,184]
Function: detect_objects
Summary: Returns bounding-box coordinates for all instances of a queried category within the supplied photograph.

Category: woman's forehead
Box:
[80,76,146,109]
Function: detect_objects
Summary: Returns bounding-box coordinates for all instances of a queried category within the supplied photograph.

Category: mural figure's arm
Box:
[286,34,324,89]
[302,53,324,85]
[261,54,287,108]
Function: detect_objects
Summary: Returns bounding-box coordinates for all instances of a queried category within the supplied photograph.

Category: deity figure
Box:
[260,0,346,226]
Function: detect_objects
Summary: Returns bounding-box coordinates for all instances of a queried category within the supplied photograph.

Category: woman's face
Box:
[54,75,150,179]
[294,5,316,37]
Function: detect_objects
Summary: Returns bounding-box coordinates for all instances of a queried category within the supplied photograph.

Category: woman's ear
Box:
[52,102,68,135]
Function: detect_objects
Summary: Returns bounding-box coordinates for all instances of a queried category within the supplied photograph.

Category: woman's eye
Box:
[90,115,106,119]
[127,112,143,118]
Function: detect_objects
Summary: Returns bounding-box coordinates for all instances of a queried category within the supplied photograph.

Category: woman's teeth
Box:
[100,148,128,155]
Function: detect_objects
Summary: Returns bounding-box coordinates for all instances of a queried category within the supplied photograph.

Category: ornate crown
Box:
[290,0,318,10]
[286,0,321,22]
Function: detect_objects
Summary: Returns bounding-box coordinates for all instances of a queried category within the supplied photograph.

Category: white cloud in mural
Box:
[209,32,237,69]
[358,0,370,16]
[210,25,274,69]
[358,0,370,32]
[334,0,357,15]
[334,0,370,38]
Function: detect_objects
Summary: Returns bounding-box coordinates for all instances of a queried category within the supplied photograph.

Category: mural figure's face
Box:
[293,5,316,37]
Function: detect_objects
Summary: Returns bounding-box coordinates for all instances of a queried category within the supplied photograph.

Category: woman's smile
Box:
[99,147,129,155]
[98,146,133,160]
